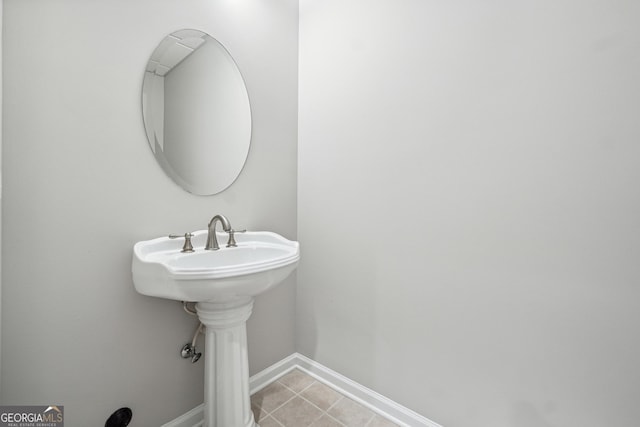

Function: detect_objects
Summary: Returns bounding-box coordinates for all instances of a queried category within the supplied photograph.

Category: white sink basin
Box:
[132,230,299,302]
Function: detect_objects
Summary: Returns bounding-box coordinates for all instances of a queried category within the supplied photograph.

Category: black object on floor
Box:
[105,407,132,427]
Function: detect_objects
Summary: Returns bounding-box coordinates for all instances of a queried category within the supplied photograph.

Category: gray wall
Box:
[1,0,298,425]
[298,1,640,426]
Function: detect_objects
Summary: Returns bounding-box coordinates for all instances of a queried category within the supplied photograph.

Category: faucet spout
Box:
[205,214,232,250]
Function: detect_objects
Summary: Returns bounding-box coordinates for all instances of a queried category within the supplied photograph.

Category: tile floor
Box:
[251,369,399,427]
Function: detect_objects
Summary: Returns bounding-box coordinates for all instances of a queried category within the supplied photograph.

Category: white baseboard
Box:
[161,404,204,427]
[291,353,441,427]
[161,353,441,427]
[249,352,301,395]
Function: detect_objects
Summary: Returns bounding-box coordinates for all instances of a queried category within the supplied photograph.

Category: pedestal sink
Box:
[132,230,299,427]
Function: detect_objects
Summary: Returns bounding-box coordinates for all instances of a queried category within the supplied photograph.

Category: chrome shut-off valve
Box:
[181,343,202,363]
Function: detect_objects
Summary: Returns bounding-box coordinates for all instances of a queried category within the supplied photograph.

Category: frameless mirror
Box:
[142,29,251,195]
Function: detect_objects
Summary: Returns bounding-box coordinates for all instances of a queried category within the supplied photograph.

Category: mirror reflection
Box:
[142,29,251,195]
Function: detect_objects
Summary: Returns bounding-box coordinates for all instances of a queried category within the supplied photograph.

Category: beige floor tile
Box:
[367,414,400,427]
[327,397,375,426]
[301,381,343,411]
[251,382,296,413]
[310,414,345,427]
[252,403,269,423]
[272,396,324,427]
[278,369,316,393]
[250,369,400,427]
[258,415,285,427]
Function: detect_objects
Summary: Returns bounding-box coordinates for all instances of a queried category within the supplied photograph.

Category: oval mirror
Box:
[142,29,251,195]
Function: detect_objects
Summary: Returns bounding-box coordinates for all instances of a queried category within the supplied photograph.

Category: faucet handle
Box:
[169,233,195,253]
[226,229,246,248]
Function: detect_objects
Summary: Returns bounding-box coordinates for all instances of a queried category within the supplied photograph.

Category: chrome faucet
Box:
[205,214,232,250]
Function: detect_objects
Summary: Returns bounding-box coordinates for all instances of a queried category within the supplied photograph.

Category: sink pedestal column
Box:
[196,298,257,427]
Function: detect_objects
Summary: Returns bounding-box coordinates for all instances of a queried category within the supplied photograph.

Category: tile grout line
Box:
[296,389,347,427]
[278,377,345,427]
[309,385,377,427]
[319,395,348,427]
[276,375,350,427]
[261,393,298,419]
[267,415,285,427]
[252,380,298,422]
[362,412,377,427]
[256,375,327,426]
[321,411,348,427]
